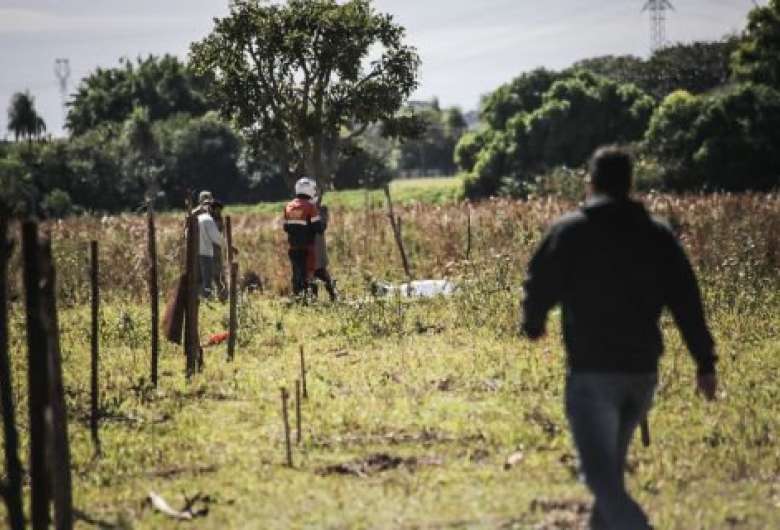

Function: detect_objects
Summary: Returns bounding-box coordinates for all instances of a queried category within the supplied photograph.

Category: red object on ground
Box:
[205,332,229,347]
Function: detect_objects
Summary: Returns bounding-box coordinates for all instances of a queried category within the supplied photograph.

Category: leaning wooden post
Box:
[280,387,293,467]
[227,261,238,362]
[147,203,159,387]
[383,185,412,281]
[40,236,74,530]
[21,221,51,530]
[89,240,100,453]
[0,216,25,530]
[299,345,308,400]
[184,214,200,378]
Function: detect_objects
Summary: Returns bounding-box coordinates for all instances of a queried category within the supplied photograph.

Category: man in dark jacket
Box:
[521,146,718,530]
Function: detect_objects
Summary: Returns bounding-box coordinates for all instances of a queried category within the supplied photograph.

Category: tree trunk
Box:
[0,216,25,530]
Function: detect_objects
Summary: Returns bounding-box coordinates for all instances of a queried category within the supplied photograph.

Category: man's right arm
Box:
[521,227,564,339]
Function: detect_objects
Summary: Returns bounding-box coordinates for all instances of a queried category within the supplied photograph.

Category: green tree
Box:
[645,84,780,191]
[732,0,780,88]
[573,40,738,100]
[155,112,244,203]
[189,0,421,191]
[7,91,46,143]
[479,68,561,130]
[67,55,212,135]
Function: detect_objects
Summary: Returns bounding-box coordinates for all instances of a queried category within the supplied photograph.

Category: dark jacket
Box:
[522,196,716,374]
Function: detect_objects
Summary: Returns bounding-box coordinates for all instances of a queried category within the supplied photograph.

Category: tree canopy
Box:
[66,55,212,135]
[189,0,421,191]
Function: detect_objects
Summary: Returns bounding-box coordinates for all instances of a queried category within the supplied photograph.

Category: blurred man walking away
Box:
[310,202,337,301]
[196,194,225,298]
[284,178,323,297]
[521,146,718,530]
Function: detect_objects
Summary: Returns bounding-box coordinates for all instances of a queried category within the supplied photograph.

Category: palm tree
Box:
[7,91,47,143]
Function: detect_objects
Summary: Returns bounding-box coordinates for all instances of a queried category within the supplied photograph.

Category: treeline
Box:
[458,0,780,198]
[1,54,467,216]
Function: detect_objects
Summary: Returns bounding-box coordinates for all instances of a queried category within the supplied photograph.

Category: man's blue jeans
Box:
[565,372,657,530]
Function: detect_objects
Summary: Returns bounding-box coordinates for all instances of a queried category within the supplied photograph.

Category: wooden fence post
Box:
[90,240,100,453]
[227,261,238,362]
[40,236,74,530]
[281,387,293,467]
[295,379,302,444]
[225,216,234,265]
[21,221,51,530]
[0,216,25,530]
[147,203,159,387]
[299,345,308,400]
[184,214,200,378]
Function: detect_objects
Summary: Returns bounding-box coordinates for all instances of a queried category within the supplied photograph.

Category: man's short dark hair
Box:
[589,145,633,198]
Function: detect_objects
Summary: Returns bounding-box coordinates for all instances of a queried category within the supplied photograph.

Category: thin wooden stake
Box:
[147,203,159,387]
[465,204,472,261]
[640,417,651,447]
[281,387,293,467]
[40,236,74,530]
[227,261,238,362]
[184,214,200,378]
[299,345,308,399]
[21,221,51,530]
[89,240,100,453]
[0,216,25,530]
[295,380,302,444]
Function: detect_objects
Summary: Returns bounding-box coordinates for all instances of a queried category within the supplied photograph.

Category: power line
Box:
[642,0,675,53]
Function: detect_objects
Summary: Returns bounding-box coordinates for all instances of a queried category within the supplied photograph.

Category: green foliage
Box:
[42,188,74,218]
[573,39,739,100]
[463,72,654,199]
[6,91,46,142]
[479,68,562,130]
[645,84,780,191]
[397,105,466,176]
[333,144,392,190]
[66,55,212,135]
[189,0,421,190]
[732,0,780,89]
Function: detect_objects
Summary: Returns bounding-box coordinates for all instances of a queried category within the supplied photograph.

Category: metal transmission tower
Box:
[642,0,674,52]
[54,58,71,124]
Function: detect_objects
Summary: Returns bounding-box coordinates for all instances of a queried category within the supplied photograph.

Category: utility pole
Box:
[642,0,674,53]
[54,58,71,126]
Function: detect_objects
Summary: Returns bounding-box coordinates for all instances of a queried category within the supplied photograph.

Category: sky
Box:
[0,0,756,137]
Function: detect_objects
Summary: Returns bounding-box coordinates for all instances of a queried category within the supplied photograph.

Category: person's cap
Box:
[198,191,214,204]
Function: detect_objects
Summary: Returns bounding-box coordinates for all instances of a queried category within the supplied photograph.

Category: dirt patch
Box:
[317,453,442,477]
[530,498,592,530]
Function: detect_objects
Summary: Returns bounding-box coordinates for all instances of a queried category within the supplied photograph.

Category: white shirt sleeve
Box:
[203,216,225,247]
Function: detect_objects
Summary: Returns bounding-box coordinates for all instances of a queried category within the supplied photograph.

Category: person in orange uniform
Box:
[283,177,323,297]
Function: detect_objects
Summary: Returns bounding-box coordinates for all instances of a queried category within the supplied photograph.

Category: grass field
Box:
[227,177,464,215]
[1,190,779,529]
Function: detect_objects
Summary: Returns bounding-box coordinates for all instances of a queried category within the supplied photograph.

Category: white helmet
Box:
[295,177,317,199]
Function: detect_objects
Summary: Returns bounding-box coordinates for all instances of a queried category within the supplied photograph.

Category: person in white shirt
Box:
[197,198,225,298]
